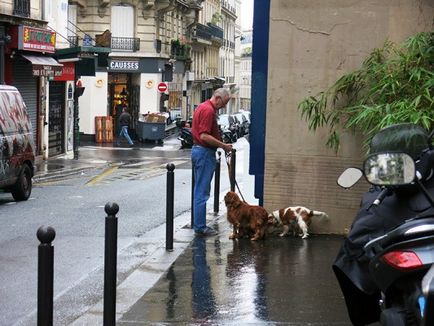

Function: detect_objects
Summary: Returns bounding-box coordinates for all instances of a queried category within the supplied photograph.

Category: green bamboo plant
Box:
[298,31,434,153]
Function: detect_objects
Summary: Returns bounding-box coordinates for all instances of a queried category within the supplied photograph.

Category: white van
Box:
[0,85,35,201]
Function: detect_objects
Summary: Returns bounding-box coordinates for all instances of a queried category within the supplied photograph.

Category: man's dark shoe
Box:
[195,227,218,237]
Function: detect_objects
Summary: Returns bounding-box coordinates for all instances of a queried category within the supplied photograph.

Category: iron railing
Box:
[170,42,191,60]
[13,0,30,17]
[111,37,140,52]
[194,23,211,41]
[68,36,79,47]
[221,0,236,16]
[207,23,223,40]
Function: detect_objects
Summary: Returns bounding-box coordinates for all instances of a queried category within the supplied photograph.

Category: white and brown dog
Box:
[267,206,328,239]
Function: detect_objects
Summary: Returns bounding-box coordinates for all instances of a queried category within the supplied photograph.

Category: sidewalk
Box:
[32,139,351,325]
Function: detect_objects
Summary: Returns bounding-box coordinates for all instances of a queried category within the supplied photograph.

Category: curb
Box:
[69,203,227,325]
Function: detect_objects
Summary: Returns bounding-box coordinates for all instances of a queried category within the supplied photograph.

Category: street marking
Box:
[86,166,119,186]
[122,161,153,168]
[158,160,188,168]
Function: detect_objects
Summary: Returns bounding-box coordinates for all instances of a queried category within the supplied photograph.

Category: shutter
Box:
[12,62,38,151]
[111,6,134,37]
[48,82,65,157]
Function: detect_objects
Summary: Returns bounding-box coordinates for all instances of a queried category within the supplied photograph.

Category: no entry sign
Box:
[157,82,168,92]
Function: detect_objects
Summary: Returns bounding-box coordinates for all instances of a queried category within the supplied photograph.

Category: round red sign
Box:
[157,82,168,92]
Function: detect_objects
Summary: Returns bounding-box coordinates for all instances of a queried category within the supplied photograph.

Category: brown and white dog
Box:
[267,206,328,239]
[224,191,269,241]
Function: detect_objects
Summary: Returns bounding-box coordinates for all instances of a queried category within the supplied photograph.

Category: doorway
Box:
[108,73,130,137]
[48,81,65,156]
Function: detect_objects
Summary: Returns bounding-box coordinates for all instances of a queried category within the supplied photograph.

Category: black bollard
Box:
[230,148,237,192]
[214,151,221,214]
[191,161,195,229]
[166,163,175,251]
[37,226,56,326]
[103,202,119,326]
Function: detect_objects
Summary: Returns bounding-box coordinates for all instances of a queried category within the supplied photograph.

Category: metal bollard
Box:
[37,226,56,326]
[214,151,221,214]
[191,161,195,229]
[230,148,237,192]
[103,202,119,326]
[166,163,175,251]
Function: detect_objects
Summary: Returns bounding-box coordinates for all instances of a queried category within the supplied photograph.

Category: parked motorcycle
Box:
[220,124,237,144]
[334,123,434,326]
[178,126,193,148]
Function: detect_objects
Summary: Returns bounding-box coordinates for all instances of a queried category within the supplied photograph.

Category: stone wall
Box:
[264,0,434,234]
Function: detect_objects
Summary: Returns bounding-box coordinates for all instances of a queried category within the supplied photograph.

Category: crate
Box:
[95,116,113,143]
[137,121,165,142]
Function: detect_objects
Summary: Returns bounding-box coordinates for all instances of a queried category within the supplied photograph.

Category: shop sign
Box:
[108,60,139,71]
[18,26,56,53]
[53,62,75,81]
[32,65,62,77]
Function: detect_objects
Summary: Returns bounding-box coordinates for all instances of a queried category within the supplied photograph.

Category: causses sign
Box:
[109,60,139,71]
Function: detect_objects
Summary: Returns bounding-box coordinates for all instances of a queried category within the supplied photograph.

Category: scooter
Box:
[336,124,434,325]
[178,126,193,148]
[220,125,237,144]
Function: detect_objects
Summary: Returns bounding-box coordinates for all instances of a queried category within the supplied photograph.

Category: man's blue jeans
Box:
[191,145,216,232]
[118,126,133,145]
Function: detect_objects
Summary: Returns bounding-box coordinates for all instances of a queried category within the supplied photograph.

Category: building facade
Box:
[219,0,237,113]
[67,0,202,140]
[0,0,65,160]
[239,28,251,111]
[250,0,434,233]
[66,0,239,139]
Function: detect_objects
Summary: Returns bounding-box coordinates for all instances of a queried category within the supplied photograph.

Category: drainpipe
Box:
[0,26,5,84]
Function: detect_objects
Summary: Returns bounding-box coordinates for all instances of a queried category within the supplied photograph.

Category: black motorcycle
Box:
[178,126,193,148]
[334,123,434,326]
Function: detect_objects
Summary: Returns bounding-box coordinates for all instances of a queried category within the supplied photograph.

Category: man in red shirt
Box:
[191,88,233,236]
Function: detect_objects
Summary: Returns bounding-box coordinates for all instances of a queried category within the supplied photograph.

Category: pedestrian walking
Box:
[191,88,232,236]
[117,106,134,146]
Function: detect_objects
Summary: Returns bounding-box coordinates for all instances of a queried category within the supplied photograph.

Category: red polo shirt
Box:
[191,99,221,148]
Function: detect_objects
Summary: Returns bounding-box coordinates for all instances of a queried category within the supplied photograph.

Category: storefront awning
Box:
[21,54,63,77]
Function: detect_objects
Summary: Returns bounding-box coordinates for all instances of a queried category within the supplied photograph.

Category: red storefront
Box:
[5,25,62,157]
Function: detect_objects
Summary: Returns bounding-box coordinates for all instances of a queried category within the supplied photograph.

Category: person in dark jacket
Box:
[117,107,134,146]
[333,123,434,325]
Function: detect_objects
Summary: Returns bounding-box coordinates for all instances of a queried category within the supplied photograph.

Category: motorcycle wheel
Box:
[380,307,406,326]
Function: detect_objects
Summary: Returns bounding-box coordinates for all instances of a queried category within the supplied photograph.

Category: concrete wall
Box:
[264,0,434,234]
[79,72,108,135]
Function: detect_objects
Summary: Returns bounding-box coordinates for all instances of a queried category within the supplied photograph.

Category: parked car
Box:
[218,114,238,143]
[0,85,35,201]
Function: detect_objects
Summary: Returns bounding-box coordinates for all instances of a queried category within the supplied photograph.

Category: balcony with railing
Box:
[207,23,223,42]
[67,35,139,52]
[193,23,212,42]
[13,0,30,18]
[170,40,191,60]
[221,0,237,17]
[111,37,140,52]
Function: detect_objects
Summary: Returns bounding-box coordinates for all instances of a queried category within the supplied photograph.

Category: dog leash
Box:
[224,150,247,203]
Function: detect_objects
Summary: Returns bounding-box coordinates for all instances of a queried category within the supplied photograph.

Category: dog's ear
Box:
[225,192,241,208]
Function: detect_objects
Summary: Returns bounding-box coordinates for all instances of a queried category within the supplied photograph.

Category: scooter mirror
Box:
[337,168,363,189]
[363,152,415,186]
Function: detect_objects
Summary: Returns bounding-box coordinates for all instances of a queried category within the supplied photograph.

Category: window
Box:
[13,0,30,17]
[111,5,134,38]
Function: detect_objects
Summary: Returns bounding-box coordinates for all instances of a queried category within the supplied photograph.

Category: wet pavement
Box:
[117,217,351,325]
[28,136,355,325]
